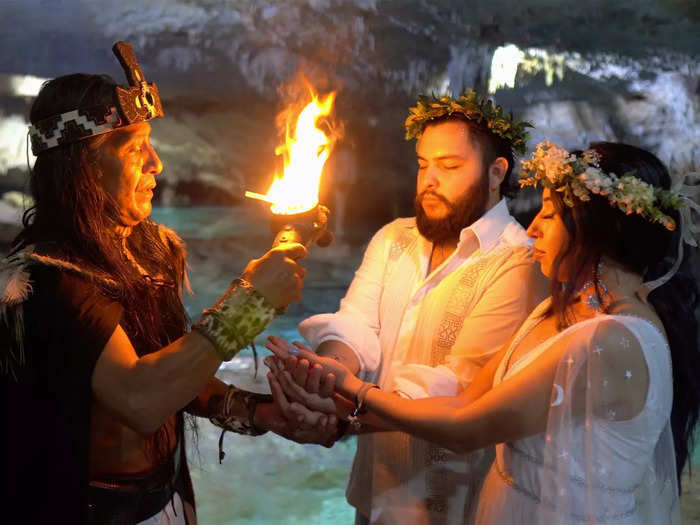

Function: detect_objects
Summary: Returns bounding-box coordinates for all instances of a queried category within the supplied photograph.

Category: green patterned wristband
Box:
[194,278,275,361]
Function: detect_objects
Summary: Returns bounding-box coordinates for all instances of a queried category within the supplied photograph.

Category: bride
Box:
[266,141,699,523]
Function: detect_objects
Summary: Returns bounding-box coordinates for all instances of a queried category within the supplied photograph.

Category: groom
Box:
[289,91,548,524]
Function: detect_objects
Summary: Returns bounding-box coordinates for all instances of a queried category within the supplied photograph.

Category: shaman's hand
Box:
[262,372,339,447]
[242,243,307,309]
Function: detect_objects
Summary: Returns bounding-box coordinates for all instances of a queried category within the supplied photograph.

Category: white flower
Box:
[521,141,681,232]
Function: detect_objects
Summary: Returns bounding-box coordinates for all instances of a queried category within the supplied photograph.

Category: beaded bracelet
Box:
[210,386,272,463]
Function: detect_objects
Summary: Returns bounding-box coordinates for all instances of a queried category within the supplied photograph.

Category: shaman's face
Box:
[96,122,162,227]
[526,188,572,279]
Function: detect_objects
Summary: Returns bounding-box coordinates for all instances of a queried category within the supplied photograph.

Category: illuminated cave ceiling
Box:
[0,0,698,210]
[1,0,698,97]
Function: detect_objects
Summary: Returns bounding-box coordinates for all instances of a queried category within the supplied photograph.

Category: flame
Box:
[258,90,336,215]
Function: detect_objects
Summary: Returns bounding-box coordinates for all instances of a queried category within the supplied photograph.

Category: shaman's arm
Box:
[91,244,307,437]
[92,327,224,436]
[186,376,271,436]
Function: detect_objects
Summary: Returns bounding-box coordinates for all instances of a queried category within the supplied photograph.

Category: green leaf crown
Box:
[404,89,533,155]
[520,141,683,231]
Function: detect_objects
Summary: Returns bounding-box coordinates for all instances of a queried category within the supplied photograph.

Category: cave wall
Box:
[0,0,697,233]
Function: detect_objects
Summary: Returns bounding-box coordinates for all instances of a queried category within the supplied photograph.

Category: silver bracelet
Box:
[346,382,379,431]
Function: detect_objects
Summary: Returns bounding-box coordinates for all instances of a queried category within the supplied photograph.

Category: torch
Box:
[245,90,337,251]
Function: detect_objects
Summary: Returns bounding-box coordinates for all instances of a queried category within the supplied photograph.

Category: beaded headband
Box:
[28,41,163,155]
[404,89,532,155]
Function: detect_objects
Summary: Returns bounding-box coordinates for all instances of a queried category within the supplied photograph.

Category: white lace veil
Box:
[536,316,680,524]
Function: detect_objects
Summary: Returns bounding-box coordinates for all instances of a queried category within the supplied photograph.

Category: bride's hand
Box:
[265,335,362,398]
[264,354,337,414]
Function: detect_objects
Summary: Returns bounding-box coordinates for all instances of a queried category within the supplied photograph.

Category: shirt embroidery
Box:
[430,250,506,366]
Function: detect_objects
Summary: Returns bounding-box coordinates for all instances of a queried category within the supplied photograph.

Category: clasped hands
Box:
[264,336,365,445]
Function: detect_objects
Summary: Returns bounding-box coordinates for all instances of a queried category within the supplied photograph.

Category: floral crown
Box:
[519,141,684,231]
[404,89,532,155]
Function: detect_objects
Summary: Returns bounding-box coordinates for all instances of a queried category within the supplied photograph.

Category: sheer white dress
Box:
[474,301,680,524]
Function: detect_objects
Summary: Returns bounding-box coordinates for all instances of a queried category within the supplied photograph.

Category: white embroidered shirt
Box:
[299,198,547,523]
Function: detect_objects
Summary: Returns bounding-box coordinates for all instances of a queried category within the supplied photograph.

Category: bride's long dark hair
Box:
[544,142,699,486]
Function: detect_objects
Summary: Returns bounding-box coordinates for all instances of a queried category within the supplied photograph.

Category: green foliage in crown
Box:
[519,141,682,231]
[404,89,533,155]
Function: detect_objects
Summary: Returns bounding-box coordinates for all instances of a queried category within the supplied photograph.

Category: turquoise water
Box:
[151,204,270,240]
[153,206,358,524]
[187,423,356,525]
[151,206,700,523]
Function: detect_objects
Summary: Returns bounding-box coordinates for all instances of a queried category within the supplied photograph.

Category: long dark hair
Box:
[545,141,699,485]
[17,73,190,463]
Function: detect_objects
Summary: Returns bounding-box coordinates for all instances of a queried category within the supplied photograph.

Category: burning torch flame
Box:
[246,91,336,215]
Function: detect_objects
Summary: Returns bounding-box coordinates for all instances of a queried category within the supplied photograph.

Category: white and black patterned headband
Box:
[28,41,163,155]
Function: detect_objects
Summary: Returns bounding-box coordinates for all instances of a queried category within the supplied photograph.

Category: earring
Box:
[581,279,609,310]
[581,261,609,311]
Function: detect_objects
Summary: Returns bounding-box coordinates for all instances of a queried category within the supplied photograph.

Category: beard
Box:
[414,176,490,243]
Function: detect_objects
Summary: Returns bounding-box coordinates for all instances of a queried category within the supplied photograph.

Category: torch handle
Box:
[270,205,332,251]
[272,225,305,249]
[270,226,306,315]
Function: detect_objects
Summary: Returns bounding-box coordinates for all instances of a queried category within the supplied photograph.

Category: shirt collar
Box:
[458,198,512,254]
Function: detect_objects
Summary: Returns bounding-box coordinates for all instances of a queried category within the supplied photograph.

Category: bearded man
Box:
[0,43,333,524]
[291,91,548,524]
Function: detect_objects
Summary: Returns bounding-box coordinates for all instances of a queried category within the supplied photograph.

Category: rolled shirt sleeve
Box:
[299,224,394,374]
